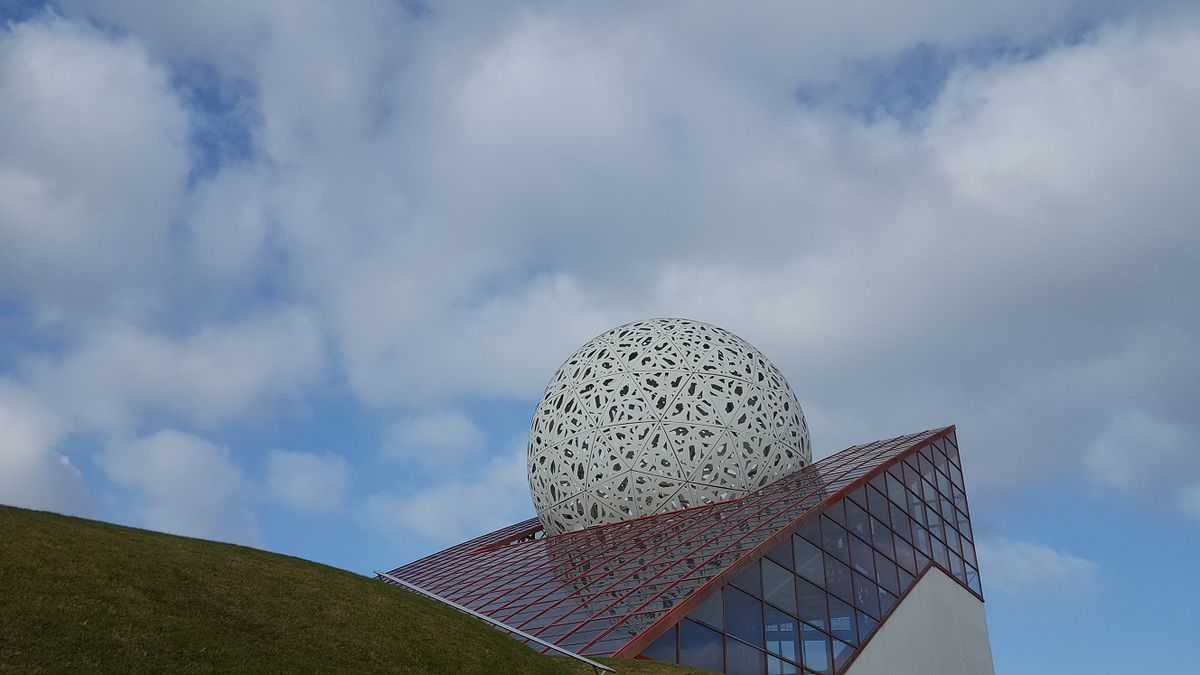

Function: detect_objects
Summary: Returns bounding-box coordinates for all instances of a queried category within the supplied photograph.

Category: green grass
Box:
[0,505,710,674]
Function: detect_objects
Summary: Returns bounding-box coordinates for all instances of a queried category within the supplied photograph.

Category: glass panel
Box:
[763,559,798,614]
[871,517,895,559]
[878,586,897,616]
[823,555,853,603]
[827,596,857,645]
[824,500,846,526]
[962,538,977,567]
[857,611,878,643]
[931,536,949,568]
[888,502,911,544]
[850,535,875,577]
[912,525,931,555]
[875,552,899,595]
[866,486,890,521]
[848,485,868,510]
[950,552,966,582]
[898,568,914,592]
[796,576,828,630]
[853,572,880,618]
[801,630,831,675]
[794,535,825,586]
[764,606,800,663]
[821,516,849,564]
[796,517,821,545]
[727,637,766,675]
[767,538,794,570]
[679,619,723,672]
[726,586,765,648]
[733,561,763,597]
[967,566,983,595]
[906,490,926,526]
[902,460,921,493]
[642,625,676,663]
[845,499,870,540]
[894,535,916,574]
[688,589,723,630]
[886,472,907,507]
[832,638,853,673]
[767,654,799,675]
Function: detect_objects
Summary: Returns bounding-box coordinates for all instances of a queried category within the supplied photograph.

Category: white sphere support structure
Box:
[527,318,812,535]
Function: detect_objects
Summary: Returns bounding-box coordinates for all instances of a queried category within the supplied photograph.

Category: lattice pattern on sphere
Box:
[528,318,812,535]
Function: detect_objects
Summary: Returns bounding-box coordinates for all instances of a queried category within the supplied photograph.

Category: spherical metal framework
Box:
[527,318,811,535]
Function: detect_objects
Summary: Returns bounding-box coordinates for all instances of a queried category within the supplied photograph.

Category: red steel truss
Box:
[380,426,981,672]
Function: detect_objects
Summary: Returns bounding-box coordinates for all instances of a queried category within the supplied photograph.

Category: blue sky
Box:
[1,2,1198,672]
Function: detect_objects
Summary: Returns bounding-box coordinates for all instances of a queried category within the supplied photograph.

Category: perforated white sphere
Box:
[527,318,811,535]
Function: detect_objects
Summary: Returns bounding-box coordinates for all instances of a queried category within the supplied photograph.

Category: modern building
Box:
[381,319,994,674]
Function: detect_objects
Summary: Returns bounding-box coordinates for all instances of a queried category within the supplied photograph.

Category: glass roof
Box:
[381,426,973,658]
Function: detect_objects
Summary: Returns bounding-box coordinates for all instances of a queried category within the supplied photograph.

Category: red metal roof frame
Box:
[381,425,977,662]
[608,425,962,658]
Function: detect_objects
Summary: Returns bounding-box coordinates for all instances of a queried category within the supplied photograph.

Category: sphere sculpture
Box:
[527,318,811,535]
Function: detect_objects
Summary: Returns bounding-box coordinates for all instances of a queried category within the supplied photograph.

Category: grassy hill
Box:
[0,506,708,674]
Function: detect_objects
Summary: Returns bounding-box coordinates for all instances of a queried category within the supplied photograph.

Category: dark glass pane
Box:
[794,535,824,586]
[934,446,949,474]
[962,538,977,567]
[845,499,870,540]
[902,459,921,493]
[866,486,890,521]
[688,589,723,630]
[849,535,875,577]
[642,625,676,663]
[763,559,797,614]
[824,500,846,526]
[967,566,983,595]
[899,568,914,592]
[767,538,794,570]
[824,554,853,603]
[857,611,878,642]
[802,630,831,675]
[848,485,868,510]
[915,549,931,573]
[875,552,899,595]
[907,490,926,526]
[796,577,827,630]
[940,494,956,523]
[827,596,857,645]
[894,535,916,574]
[912,525,931,555]
[889,502,911,544]
[853,572,880,618]
[943,525,960,556]
[958,510,973,541]
[727,637,766,675]
[919,456,936,483]
[733,561,762,597]
[764,606,800,663]
[726,586,764,648]
[796,517,821,545]
[878,586,897,616]
[931,536,949,569]
[950,552,966,582]
[679,619,723,672]
[951,463,965,491]
[886,472,907,507]
[821,516,849,564]
[767,654,799,675]
[873,514,892,557]
[832,638,853,673]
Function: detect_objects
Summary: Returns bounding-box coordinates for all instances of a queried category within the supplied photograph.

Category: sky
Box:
[1,1,1197,672]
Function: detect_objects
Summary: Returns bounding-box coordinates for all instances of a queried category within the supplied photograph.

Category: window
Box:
[764,606,799,663]
[821,516,849,564]
[727,637,766,675]
[679,619,723,672]
[763,559,797,614]
[823,555,853,603]
[796,576,828,630]
[733,561,762,597]
[826,596,857,646]
[642,625,676,663]
[726,587,764,648]
[794,535,824,586]
[688,589,723,629]
[850,535,875,577]
[801,629,831,675]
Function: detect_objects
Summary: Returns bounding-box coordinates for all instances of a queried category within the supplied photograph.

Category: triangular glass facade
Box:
[381,426,981,673]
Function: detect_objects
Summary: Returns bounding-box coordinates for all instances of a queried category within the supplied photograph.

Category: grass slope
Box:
[0,506,708,674]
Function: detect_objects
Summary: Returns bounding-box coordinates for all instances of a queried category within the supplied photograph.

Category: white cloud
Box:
[367,444,533,544]
[100,429,259,545]
[22,307,323,432]
[975,536,1099,595]
[0,14,189,323]
[0,379,86,514]
[384,410,483,466]
[265,449,349,513]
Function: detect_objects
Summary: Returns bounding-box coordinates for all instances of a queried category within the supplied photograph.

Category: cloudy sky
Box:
[1,1,1197,672]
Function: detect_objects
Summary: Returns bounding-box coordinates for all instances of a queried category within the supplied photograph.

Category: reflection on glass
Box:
[764,606,799,662]
[725,587,764,648]
[767,654,799,675]
[796,576,827,630]
[794,535,824,586]
[763,559,797,614]
[727,637,765,675]
[679,619,722,672]
[802,630,831,675]
[827,596,857,646]
[688,589,723,629]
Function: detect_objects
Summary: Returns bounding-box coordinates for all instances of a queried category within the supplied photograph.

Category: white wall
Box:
[845,567,995,675]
